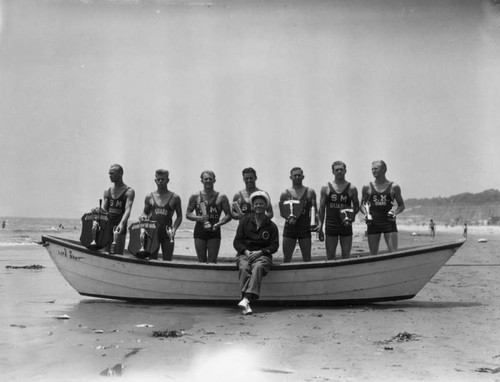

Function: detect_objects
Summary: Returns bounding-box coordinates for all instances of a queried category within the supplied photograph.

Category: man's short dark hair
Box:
[331,161,346,170]
[200,170,216,179]
[155,169,169,178]
[242,167,257,177]
[110,164,124,174]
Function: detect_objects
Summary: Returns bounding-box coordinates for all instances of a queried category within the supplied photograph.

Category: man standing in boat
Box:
[279,167,318,262]
[360,160,405,256]
[102,164,135,255]
[186,170,232,263]
[318,161,360,260]
[140,169,183,261]
[231,167,274,220]
[234,191,279,315]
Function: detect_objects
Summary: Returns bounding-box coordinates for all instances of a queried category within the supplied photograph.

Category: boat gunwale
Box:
[41,235,465,271]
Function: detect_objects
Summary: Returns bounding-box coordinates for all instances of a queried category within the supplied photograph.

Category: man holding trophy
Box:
[279,167,319,263]
[360,160,405,256]
[139,169,183,261]
[318,161,360,260]
[186,170,232,263]
[101,164,135,255]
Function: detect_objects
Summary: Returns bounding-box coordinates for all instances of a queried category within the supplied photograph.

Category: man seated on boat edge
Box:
[234,191,279,315]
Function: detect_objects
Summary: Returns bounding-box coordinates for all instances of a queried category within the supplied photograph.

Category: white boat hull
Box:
[41,235,465,305]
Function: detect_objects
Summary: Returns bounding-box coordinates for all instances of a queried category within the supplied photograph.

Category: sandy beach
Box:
[1,223,500,382]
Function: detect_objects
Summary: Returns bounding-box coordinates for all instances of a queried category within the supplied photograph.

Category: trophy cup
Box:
[166,226,175,242]
[90,219,100,248]
[283,199,300,224]
[109,227,119,254]
[363,201,372,224]
[89,199,103,248]
[232,202,244,217]
[309,205,317,231]
[387,203,396,222]
[200,202,212,230]
[340,208,354,227]
[136,226,149,258]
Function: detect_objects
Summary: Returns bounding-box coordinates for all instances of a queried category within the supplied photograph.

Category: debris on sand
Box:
[478,238,488,243]
[475,366,500,374]
[10,324,27,329]
[99,363,124,376]
[391,332,419,342]
[124,348,142,358]
[6,264,44,270]
[152,329,184,338]
[376,331,420,345]
[55,314,70,320]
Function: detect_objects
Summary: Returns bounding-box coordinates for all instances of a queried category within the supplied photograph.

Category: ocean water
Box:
[0,217,82,247]
[0,216,249,263]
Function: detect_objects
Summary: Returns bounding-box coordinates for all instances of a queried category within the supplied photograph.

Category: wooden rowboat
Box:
[41,235,465,305]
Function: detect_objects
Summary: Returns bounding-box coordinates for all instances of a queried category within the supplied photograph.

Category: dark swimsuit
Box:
[366,182,397,234]
[325,182,353,237]
[283,188,312,240]
[194,192,222,240]
[150,192,174,243]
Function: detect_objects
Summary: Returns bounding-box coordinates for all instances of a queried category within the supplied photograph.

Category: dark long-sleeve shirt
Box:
[233,215,279,257]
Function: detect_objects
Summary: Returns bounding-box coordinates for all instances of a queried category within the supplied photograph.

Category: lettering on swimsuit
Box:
[110,200,123,208]
[154,208,169,215]
[329,194,349,209]
[372,195,388,206]
[208,206,219,220]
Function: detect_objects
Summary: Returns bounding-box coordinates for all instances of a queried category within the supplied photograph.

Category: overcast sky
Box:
[1,0,499,218]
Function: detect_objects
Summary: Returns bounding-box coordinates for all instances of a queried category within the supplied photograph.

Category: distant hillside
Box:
[401,189,500,225]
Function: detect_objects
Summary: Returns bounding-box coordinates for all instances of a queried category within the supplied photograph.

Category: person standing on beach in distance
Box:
[186,170,232,263]
[140,169,182,261]
[463,221,468,239]
[279,167,318,263]
[318,161,360,260]
[234,191,279,315]
[102,164,135,254]
[429,219,436,239]
[231,167,274,220]
[360,160,405,256]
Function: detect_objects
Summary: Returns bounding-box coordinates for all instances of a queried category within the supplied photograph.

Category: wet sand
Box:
[1,224,500,381]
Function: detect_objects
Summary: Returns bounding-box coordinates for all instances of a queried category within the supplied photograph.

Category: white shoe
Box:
[242,304,253,315]
[238,298,249,310]
[238,298,252,315]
